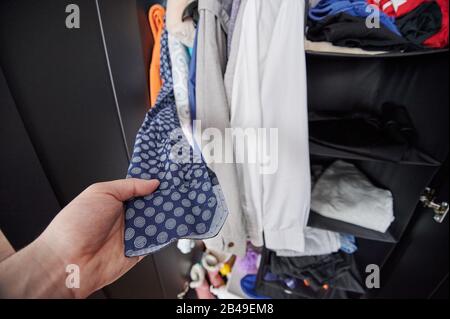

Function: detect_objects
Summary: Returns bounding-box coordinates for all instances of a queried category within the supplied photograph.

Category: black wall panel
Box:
[0,67,61,250]
[0,0,130,204]
[374,161,449,298]
[96,0,153,153]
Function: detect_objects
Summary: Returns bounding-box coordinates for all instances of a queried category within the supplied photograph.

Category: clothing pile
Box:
[254,249,365,299]
[122,0,398,299]
[309,103,421,163]
[306,0,449,53]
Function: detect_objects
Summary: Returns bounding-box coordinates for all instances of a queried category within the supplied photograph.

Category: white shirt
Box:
[231,0,311,253]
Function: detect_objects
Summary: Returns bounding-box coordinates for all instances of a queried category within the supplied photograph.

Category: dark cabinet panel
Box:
[96,0,152,153]
[103,257,164,299]
[0,67,60,250]
[431,276,449,299]
[373,160,449,298]
[0,0,130,204]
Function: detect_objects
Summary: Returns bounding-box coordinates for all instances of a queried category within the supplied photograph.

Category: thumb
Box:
[89,178,160,202]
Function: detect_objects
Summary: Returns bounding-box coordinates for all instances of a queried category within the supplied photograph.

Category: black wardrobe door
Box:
[0,0,165,298]
[0,0,130,204]
[96,0,154,152]
[431,276,449,299]
[372,160,449,298]
[0,67,61,250]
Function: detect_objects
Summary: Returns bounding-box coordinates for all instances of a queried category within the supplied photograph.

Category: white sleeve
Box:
[260,0,311,253]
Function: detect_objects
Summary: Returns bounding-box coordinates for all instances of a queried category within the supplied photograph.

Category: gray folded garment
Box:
[275,227,341,257]
[305,40,387,55]
[311,160,394,233]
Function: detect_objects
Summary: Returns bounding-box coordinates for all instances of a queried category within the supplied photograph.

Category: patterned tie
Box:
[124,28,228,257]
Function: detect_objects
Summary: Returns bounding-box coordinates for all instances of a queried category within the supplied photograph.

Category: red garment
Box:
[423,0,449,48]
[367,0,427,17]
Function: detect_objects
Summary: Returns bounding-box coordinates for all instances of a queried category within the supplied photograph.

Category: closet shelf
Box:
[307,211,398,243]
[309,142,441,167]
[305,48,449,59]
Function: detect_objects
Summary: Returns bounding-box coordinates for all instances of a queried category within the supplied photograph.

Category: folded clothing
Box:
[367,0,427,17]
[124,29,228,257]
[275,227,341,257]
[305,39,387,55]
[307,12,415,51]
[268,251,365,294]
[311,160,394,233]
[259,271,349,299]
[423,0,448,48]
[309,103,417,163]
[309,0,401,35]
[166,0,196,48]
[396,0,443,47]
[339,234,358,254]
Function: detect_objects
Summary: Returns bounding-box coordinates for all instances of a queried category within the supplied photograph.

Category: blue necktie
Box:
[124,28,228,257]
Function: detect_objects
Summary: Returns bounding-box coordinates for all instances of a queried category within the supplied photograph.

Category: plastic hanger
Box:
[182,0,199,26]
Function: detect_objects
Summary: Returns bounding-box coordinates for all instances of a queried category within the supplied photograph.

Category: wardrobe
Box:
[0,0,448,298]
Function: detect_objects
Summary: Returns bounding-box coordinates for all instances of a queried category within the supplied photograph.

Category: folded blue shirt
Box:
[124,28,228,257]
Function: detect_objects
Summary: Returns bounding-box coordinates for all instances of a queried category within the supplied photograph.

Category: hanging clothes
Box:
[224,0,263,248]
[168,34,194,146]
[166,0,196,48]
[227,0,242,56]
[124,29,229,256]
[188,29,198,126]
[195,0,247,256]
[224,0,247,114]
[148,5,165,107]
[231,0,311,253]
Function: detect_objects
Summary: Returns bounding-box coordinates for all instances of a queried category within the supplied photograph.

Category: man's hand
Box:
[0,178,159,299]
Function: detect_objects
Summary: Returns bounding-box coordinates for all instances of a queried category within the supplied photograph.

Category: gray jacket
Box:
[196,0,247,256]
